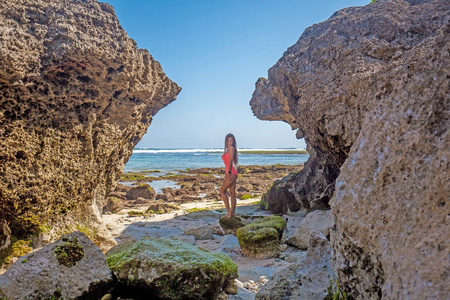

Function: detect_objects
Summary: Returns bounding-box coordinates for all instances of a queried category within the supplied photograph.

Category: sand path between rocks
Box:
[103,197,306,296]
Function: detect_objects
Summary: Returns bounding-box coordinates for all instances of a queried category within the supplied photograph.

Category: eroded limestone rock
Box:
[255,231,335,300]
[0,0,180,259]
[250,0,449,298]
[287,210,334,250]
[0,231,113,299]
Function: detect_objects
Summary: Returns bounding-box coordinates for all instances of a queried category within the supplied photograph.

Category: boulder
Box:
[0,231,113,299]
[255,231,335,300]
[146,202,179,214]
[215,234,241,259]
[261,154,333,213]
[287,210,333,250]
[236,216,286,259]
[114,183,133,193]
[155,191,174,201]
[103,196,124,214]
[106,238,239,300]
[126,184,155,200]
[184,225,214,240]
[219,216,246,235]
[250,0,449,298]
[0,0,180,259]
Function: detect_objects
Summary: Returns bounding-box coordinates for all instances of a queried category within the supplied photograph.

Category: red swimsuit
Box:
[221,152,238,175]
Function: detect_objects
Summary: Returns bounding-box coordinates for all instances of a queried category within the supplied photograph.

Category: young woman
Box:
[220,133,238,218]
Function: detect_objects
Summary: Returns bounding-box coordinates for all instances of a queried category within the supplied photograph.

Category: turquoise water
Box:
[124,148,309,173]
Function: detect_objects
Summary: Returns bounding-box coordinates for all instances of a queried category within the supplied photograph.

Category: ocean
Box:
[124,148,309,173]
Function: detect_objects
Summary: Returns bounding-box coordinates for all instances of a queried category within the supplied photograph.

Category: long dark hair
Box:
[224,133,238,165]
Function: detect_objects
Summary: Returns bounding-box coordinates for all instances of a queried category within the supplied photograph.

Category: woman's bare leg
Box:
[230,175,237,216]
[220,176,234,218]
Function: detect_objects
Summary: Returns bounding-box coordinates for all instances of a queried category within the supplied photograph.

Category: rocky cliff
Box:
[0,0,181,263]
[251,0,449,298]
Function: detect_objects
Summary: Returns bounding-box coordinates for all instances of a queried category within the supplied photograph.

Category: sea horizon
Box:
[125,147,309,173]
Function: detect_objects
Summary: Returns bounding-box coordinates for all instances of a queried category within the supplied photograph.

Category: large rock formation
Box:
[250,0,449,298]
[0,0,180,262]
[0,231,113,299]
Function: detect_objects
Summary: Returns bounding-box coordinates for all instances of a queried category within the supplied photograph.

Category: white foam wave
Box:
[133,148,306,154]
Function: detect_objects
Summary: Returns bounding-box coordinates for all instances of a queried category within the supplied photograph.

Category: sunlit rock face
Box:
[0,0,181,255]
[250,0,449,298]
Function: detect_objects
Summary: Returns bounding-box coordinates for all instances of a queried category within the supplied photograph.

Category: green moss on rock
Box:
[219,216,246,235]
[106,238,238,300]
[236,215,286,259]
[52,237,84,267]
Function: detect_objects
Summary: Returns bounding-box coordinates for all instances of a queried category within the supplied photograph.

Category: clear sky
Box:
[102,0,369,149]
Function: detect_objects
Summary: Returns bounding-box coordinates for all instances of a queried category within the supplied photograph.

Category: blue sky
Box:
[103,0,369,149]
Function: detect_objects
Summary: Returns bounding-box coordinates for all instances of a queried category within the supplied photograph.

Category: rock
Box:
[0,0,181,259]
[219,216,246,235]
[101,294,113,300]
[185,225,214,240]
[211,225,225,236]
[223,279,238,294]
[103,196,124,213]
[215,235,241,259]
[0,231,113,299]
[256,231,334,300]
[261,155,333,213]
[173,235,196,245]
[155,191,174,201]
[287,210,333,250]
[237,216,286,259]
[0,222,11,252]
[259,276,269,285]
[125,184,155,200]
[228,287,256,300]
[146,202,178,214]
[250,0,449,298]
[114,183,133,193]
[106,238,238,300]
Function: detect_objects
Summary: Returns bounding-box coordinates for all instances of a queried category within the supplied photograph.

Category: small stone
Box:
[100,294,113,300]
[223,280,238,295]
[235,279,244,288]
[259,276,269,284]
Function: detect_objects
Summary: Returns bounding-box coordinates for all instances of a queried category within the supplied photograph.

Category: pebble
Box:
[235,279,244,288]
[259,275,269,285]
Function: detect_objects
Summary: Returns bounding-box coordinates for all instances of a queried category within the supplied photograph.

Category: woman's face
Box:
[227,136,234,147]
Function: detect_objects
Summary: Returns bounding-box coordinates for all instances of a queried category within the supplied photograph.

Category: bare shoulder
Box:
[228,146,235,154]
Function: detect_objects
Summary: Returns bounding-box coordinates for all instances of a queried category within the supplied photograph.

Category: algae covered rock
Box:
[219,215,246,235]
[126,183,156,200]
[0,231,113,299]
[237,216,286,259]
[106,238,238,300]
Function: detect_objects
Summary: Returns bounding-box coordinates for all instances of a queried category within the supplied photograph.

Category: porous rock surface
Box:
[255,231,335,300]
[250,0,449,298]
[0,231,113,299]
[0,0,180,255]
[287,210,333,250]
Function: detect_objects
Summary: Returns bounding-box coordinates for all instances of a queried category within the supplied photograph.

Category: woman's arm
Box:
[228,146,235,174]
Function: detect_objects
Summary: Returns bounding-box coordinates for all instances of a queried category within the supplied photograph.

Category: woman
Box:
[220,133,238,218]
